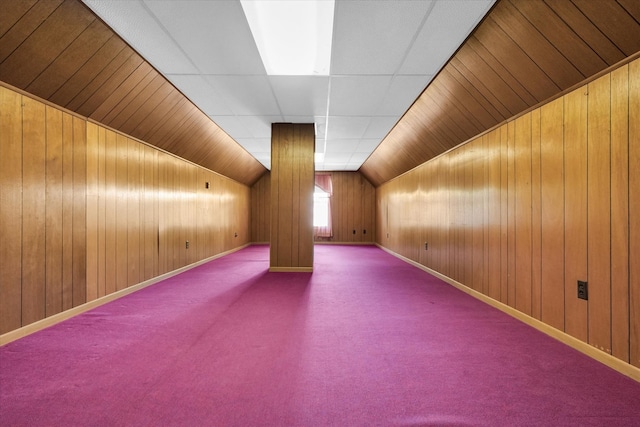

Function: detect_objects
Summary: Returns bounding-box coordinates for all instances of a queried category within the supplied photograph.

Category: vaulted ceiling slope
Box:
[360,0,640,186]
[2,1,640,188]
[0,0,266,186]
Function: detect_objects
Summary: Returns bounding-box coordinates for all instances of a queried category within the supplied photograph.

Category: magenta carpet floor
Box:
[1,245,640,426]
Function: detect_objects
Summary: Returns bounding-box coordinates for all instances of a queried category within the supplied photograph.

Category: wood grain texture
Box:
[563,86,588,343]
[270,123,314,270]
[530,109,542,320]
[514,113,532,316]
[587,74,612,354]
[540,98,565,331]
[72,116,86,307]
[629,59,640,368]
[45,106,64,316]
[21,96,47,325]
[0,84,254,336]
[0,87,23,333]
[0,0,265,186]
[358,0,640,185]
[610,65,629,362]
[375,58,639,370]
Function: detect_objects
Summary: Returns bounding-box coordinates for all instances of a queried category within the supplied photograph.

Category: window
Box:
[314,173,332,238]
[314,185,330,227]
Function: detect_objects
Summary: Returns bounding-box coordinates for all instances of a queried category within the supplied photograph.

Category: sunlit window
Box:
[314,185,330,227]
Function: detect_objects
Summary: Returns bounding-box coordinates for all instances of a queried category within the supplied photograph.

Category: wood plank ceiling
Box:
[1,0,639,187]
[360,0,640,186]
[0,0,266,186]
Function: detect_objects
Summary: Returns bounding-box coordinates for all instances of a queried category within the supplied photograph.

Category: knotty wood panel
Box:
[270,123,314,271]
[375,58,639,369]
[0,83,254,337]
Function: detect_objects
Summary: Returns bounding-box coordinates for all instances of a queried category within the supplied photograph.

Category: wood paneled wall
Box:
[250,172,270,243]
[321,172,375,243]
[0,84,250,335]
[251,171,376,244]
[0,0,266,186]
[361,0,640,186]
[269,124,314,271]
[376,58,640,368]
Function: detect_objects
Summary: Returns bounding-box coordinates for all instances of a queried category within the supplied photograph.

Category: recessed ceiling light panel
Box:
[240,0,335,76]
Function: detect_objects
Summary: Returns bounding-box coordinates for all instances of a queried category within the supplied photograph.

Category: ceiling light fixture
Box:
[240,0,335,76]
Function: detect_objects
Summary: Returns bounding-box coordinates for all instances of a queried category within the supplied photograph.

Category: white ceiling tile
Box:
[269,76,330,117]
[324,152,353,162]
[348,152,371,164]
[84,0,493,172]
[331,0,434,75]
[327,116,371,140]
[355,139,383,153]
[83,0,199,75]
[362,116,399,139]
[329,76,393,116]
[375,76,432,116]
[143,0,265,75]
[326,139,360,153]
[320,163,348,171]
[400,0,494,75]
[166,74,233,116]
[235,138,271,152]
[242,116,282,138]
[204,75,282,116]
[211,116,253,139]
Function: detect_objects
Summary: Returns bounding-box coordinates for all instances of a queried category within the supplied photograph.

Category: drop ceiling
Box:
[81,0,495,171]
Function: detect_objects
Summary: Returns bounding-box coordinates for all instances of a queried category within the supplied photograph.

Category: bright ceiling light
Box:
[240,0,335,76]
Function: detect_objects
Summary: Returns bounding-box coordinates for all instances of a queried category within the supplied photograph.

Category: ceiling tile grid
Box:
[82,0,494,172]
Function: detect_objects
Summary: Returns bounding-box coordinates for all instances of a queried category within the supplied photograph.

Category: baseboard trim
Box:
[314,241,376,245]
[269,267,313,273]
[0,244,251,346]
[376,244,640,383]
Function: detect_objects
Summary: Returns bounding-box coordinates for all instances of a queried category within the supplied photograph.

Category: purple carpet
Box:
[1,245,639,426]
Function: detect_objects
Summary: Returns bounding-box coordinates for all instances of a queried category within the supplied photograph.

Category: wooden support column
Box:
[270,123,315,272]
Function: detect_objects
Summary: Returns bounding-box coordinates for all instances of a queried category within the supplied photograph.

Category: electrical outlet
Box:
[425,242,428,250]
[577,280,588,300]
[185,240,189,249]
